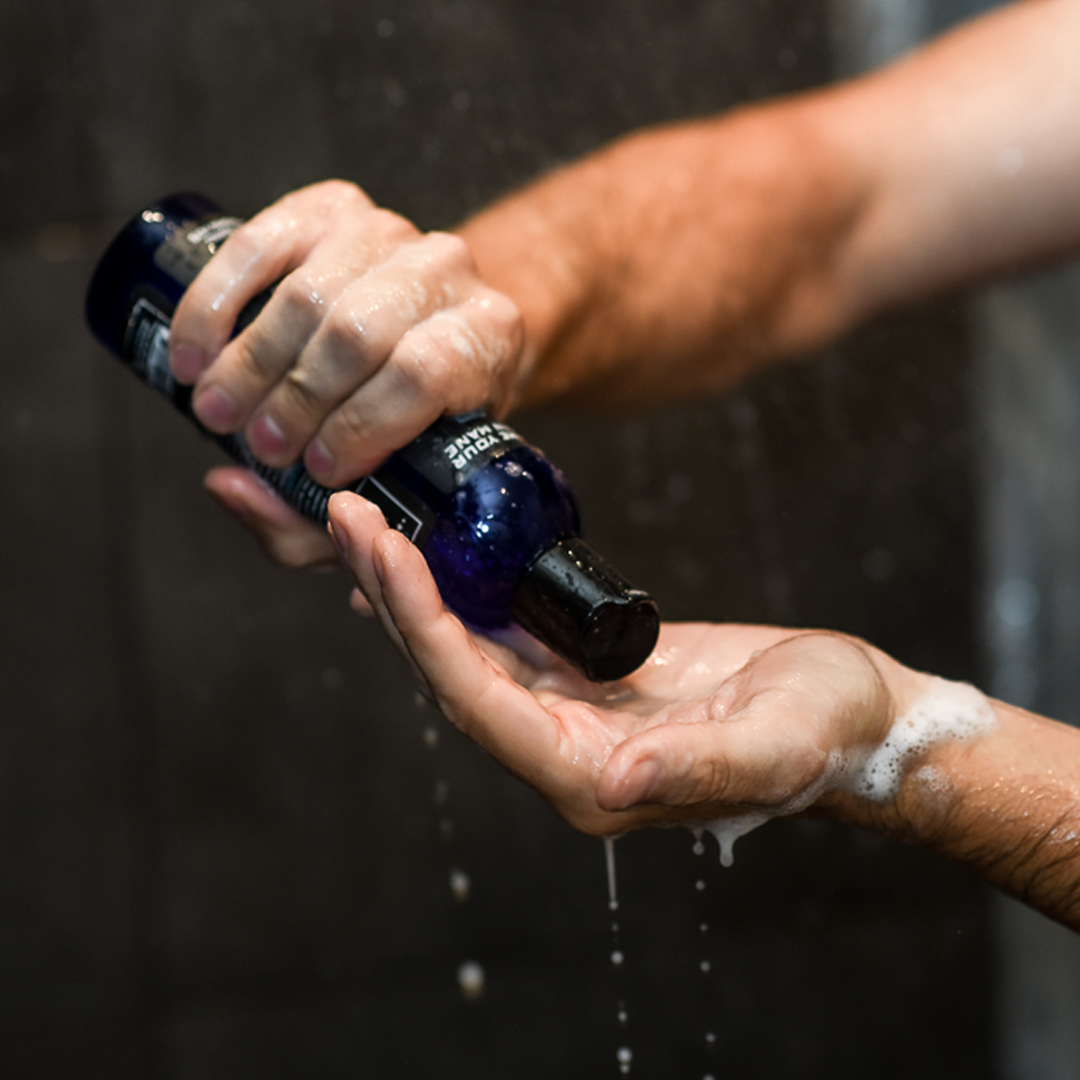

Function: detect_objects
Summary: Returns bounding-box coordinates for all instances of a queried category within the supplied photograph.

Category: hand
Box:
[326,491,907,837]
[170,181,524,490]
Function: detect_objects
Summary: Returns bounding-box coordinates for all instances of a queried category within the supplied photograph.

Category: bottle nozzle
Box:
[511,538,660,682]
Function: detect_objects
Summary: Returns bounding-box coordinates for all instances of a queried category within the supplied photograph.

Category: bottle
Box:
[85,193,660,681]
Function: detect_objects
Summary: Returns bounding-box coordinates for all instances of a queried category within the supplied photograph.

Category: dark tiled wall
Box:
[0,2,991,1077]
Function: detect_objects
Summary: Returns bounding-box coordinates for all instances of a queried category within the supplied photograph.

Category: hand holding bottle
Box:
[87,194,659,679]
[169,180,525,488]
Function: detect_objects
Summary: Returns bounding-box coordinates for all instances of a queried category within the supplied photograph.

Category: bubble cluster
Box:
[848,678,996,801]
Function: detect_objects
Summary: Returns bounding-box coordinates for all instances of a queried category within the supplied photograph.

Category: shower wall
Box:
[1,3,994,1077]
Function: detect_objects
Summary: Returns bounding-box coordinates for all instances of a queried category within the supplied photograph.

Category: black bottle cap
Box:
[511,538,660,682]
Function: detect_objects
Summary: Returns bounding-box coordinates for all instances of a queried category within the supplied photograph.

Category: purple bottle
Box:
[85,194,660,681]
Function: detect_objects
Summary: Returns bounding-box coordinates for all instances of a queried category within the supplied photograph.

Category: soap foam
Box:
[704,754,842,867]
[700,678,996,865]
[846,677,996,802]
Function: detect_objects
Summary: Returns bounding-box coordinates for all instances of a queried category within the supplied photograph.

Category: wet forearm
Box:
[457,99,868,411]
[839,678,1080,931]
[910,705,1080,929]
[813,0,1080,322]
[457,0,1080,413]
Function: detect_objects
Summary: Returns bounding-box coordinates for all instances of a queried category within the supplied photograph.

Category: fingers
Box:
[203,466,338,569]
[301,285,521,484]
[171,181,371,381]
[172,179,523,485]
[186,208,429,449]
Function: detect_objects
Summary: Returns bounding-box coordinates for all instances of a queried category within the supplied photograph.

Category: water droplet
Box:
[617,1046,633,1073]
[695,879,706,892]
[457,960,485,999]
[423,725,439,749]
[705,1032,716,1045]
[692,839,705,856]
[611,950,624,967]
[433,780,450,806]
[449,868,471,902]
[699,922,709,935]
[700,960,711,974]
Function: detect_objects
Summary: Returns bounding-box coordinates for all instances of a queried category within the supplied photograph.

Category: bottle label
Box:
[152,215,243,286]
[353,473,435,544]
[122,293,190,410]
[214,433,436,542]
[118,289,437,540]
[400,412,527,493]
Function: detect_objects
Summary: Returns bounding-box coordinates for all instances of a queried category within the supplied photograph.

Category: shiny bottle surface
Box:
[86,194,659,680]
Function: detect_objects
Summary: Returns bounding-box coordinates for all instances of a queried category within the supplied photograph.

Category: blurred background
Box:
[3,0,1079,1077]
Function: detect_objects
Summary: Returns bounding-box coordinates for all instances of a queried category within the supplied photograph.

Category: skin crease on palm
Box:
[325,491,904,839]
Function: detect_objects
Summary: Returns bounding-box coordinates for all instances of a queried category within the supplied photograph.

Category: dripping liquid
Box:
[604,837,633,1075]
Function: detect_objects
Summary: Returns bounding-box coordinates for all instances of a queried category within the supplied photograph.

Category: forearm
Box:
[457,100,868,410]
[457,0,1080,412]
[831,0,1080,319]
[835,666,1080,930]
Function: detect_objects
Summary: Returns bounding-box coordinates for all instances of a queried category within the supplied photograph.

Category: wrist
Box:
[818,661,992,839]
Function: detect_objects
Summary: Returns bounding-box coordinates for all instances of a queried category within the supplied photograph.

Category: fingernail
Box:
[193,385,240,430]
[305,437,335,480]
[614,758,662,808]
[248,413,289,459]
[170,343,208,383]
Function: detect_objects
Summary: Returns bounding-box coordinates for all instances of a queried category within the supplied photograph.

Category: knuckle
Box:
[396,332,455,397]
[231,331,282,384]
[281,363,325,417]
[327,396,371,448]
[366,207,420,246]
[278,264,331,315]
[483,288,523,333]
[313,178,367,208]
[421,230,474,271]
[324,302,375,357]
[228,216,278,262]
[278,179,368,218]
